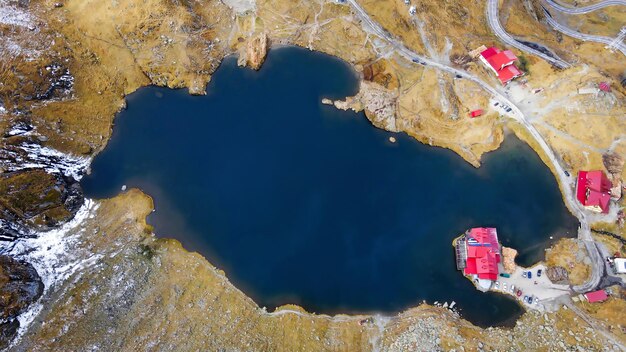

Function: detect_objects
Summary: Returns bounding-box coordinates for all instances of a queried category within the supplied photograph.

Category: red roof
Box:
[470,109,483,117]
[486,50,518,71]
[576,170,612,213]
[480,47,500,59]
[599,82,611,92]
[584,290,608,303]
[479,47,523,85]
[463,228,500,280]
[497,65,523,84]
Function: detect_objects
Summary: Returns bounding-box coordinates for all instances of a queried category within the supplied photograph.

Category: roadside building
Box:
[584,290,608,303]
[470,109,483,118]
[598,82,611,92]
[614,258,626,274]
[455,228,501,281]
[478,47,524,85]
[576,170,612,213]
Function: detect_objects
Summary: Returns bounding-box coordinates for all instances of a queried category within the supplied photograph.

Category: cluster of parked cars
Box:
[523,295,539,305]
[493,269,545,306]
[494,281,516,294]
[522,269,542,279]
[493,101,513,113]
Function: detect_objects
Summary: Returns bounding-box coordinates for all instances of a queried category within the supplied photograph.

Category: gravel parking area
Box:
[489,263,571,311]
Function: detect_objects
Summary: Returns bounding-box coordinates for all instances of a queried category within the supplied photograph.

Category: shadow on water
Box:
[81,46,578,328]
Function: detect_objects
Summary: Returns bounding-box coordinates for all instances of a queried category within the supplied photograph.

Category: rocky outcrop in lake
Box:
[328,81,399,132]
[237,32,269,71]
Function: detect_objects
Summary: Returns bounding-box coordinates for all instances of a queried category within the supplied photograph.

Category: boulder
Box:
[0,168,83,240]
[546,266,569,284]
[0,319,19,350]
[0,255,44,349]
[501,246,517,274]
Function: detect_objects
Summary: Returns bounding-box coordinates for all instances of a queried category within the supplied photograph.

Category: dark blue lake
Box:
[82,47,578,327]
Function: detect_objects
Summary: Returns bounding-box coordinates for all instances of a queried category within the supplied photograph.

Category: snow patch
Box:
[4,123,34,137]
[7,200,101,345]
[222,0,256,14]
[0,1,33,27]
[1,143,91,180]
[370,314,391,352]
[0,218,31,242]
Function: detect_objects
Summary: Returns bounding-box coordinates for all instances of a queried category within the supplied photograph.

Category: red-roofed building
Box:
[584,290,608,303]
[496,65,523,85]
[486,50,518,71]
[480,47,500,59]
[576,170,612,213]
[470,109,483,118]
[478,47,524,85]
[461,228,501,281]
[599,82,611,92]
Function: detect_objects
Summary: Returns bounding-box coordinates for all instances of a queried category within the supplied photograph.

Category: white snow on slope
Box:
[8,200,101,346]
[1,143,91,180]
[0,0,33,27]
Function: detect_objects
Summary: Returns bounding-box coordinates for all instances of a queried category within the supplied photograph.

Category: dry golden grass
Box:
[577,296,626,345]
[545,238,592,285]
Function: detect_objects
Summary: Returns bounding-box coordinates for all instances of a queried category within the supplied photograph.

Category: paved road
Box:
[543,8,626,56]
[543,0,626,14]
[346,0,602,294]
[487,0,570,68]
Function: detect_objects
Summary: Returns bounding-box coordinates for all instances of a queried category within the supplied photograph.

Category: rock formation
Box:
[0,256,43,349]
[501,246,518,274]
[603,152,624,176]
[329,81,399,132]
[546,266,569,285]
[603,152,624,200]
[237,33,269,71]
[0,168,83,240]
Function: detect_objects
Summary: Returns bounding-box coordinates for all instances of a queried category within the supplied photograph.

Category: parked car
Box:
[522,271,527,278]
[564,171,570,177]
[534,297,539,305]
[510,284,515,293]
[527,271,532,279]
[503,283,507,291]
[524,296,529,303]
[516,290,522,297]
[537,269,542,277]
[495,281,500,289]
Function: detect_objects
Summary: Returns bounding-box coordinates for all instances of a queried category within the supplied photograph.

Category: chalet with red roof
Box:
[576,170,612,214]
[455,227,501,282]
[584,290,608,303]
[478,47,524,85]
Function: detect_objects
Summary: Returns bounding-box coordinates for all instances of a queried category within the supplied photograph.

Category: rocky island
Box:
[1,0,625,350]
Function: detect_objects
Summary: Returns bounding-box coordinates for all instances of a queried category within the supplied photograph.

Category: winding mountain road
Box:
[543,7,626,56]
[345,0,602,294]
[543,0,626,14]
[487,0,570,68]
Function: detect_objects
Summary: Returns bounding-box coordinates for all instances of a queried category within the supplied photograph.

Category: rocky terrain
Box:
[0,0,625,350]
[0,256,42,350]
